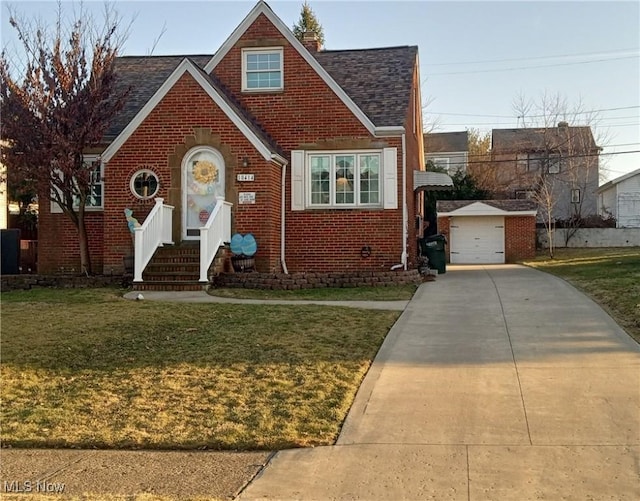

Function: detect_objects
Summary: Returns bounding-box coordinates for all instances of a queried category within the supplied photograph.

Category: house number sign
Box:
[237,173,255,182]
[239,192,256,204]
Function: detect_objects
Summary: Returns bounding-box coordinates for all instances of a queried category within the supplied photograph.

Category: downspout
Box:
[280,160,289,274]
[401,133,408,269]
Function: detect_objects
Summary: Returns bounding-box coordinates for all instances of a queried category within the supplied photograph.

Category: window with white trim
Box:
[130,169,159,200]
[291,148,397,211]
[51,155,104,213]
[242,48,283,91]
[308,152,381,207]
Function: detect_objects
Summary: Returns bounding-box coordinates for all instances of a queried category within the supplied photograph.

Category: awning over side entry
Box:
[414,170,454,191]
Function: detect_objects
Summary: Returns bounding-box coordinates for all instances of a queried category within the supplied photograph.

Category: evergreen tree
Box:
[292,1,325,47]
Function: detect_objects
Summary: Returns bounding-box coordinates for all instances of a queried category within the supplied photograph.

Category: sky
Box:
[2,0,639,183]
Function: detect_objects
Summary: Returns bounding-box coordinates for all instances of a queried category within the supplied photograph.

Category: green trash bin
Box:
[420,234,447,274]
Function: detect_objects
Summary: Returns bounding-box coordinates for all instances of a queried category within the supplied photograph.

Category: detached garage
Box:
[437,200,537,264]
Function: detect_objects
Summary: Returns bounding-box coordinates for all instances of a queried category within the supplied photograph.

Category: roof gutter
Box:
[375,125,405,137]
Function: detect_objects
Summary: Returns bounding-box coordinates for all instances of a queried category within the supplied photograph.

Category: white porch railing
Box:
[200,198,232,282]
[134,198,174,282]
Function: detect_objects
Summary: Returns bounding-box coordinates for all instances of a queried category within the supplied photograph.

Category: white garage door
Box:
[450,216,505,264]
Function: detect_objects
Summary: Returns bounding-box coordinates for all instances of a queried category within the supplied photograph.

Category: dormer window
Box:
[242,47,283,92]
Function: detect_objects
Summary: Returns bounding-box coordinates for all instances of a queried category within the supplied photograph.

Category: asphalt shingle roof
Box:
[313,46,418,127]
[492,127,598,153]
[105,55,212,142]
[437,200,538,213]
[105,45,418,145]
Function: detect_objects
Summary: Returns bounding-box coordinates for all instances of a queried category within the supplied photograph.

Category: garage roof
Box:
[437,200,537,216]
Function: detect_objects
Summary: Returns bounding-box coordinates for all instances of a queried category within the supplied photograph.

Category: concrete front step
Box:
[135,243,229,291]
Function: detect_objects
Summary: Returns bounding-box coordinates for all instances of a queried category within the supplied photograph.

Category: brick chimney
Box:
[302,30,321,52]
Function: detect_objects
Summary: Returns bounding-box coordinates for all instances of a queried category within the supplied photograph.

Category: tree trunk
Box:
[77,214,92,275]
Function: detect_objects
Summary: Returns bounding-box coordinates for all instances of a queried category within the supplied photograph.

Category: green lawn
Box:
[523,247,640,343]
[1,288,400,450]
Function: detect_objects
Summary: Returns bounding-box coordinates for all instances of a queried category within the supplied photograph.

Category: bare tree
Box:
[0,3,130,274]
[511,92,603,250]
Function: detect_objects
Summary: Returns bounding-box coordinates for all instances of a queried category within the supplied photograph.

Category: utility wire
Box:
[427,55,638,76]
[427,48,639,66]
[424,106,640,118]
[427,150,640,168]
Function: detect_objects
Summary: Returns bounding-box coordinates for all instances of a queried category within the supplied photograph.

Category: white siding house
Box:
[597,168,640,228]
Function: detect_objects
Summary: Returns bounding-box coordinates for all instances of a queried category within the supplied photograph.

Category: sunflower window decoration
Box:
[192,160,218,186]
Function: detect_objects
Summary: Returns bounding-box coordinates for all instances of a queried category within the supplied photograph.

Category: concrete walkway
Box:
[239,265,640,500]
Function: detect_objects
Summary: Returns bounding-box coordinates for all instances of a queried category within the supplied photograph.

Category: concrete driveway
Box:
[239,265,640,500]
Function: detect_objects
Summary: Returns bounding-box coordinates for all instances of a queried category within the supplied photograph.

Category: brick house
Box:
[39,1,439,284]
[489,123,600,221]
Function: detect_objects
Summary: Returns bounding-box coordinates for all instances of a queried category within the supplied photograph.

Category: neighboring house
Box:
[39,1,445,280]
[490,123,600,221]
[424,131,468,174]
[596,168,640,228]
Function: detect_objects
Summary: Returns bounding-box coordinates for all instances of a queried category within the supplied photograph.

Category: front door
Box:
[182,147,226,240]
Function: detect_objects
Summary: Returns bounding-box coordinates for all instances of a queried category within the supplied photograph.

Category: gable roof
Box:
[102,58,284,163]
[424,131,469,154]
[492,126,598,153]
[437,200,537,216]
[203,0,409,135]
[313,46,418,127]
[105,55,212,142]
[596,167,640,193]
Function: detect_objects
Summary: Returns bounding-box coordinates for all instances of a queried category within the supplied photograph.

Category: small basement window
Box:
[130,170,159,200]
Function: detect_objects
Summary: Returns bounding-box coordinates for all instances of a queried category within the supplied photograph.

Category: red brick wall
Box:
[104,73,283,273]
[505,216,536,261]
[212,13,409,272]
[38,200,105,274]
[404,61,423,268]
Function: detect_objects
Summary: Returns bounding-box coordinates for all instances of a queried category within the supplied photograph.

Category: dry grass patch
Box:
[1,288,399,450]
[524,247,640,343]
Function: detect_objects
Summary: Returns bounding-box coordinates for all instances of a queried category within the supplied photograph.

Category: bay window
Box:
[291,148,396,210]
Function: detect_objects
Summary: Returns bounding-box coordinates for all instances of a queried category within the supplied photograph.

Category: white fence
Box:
[537,228,640,248]
[134,198,174,282]
[199,199,232,282]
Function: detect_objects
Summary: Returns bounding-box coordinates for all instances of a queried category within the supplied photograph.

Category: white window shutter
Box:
[383,147,398,209]
[291,150,305,211]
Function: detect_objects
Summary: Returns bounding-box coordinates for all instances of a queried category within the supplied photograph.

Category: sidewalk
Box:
[238,265,640,500]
